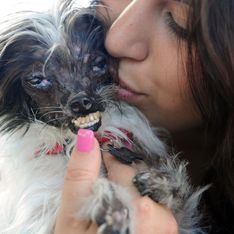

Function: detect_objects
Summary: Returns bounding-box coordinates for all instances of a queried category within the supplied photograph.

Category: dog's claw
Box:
[108,144,143,165]
[95,196,130,234]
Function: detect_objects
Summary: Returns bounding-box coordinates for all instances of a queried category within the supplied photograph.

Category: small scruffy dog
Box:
[0,1,206,233]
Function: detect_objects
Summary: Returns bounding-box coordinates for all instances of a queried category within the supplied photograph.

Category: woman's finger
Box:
[103,152,178,234]
[54,129,101,234]
[102,151,139,196]
[133,196,178,234]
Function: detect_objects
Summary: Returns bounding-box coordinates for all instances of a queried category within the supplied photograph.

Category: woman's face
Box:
[102,0,202,133]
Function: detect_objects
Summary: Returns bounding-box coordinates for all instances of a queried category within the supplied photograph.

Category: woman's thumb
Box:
[55,129,101,233]
[61,129,102,214]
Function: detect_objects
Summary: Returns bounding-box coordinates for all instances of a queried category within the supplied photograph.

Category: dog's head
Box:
[0,4,115,133]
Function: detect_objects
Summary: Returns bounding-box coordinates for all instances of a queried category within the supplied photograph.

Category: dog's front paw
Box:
[96,204,129,234]
[133,162,208,234]
[133,170,178,204]
[80,178,130,234]
[133,163,187,214]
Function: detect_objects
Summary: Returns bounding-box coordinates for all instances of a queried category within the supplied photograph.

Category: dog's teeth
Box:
[90,114,94,121]
[72,111,102,128]
[81,117,86,124]
[76,118,81,125]
[84,117,87,123]
[96,112,101,119]
[94,112,98,119]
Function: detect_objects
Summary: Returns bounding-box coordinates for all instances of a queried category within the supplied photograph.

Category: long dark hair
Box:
[187,0,234,232]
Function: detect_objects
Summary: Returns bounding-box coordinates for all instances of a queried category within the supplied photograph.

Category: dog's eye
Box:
[92,56,107,76]
[27,75,52,90]
[30,76,43,86]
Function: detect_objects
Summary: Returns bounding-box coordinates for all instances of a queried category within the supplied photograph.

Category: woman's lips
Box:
[117,79,145,101]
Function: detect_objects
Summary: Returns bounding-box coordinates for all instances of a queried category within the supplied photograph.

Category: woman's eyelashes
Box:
[165,11,189,40]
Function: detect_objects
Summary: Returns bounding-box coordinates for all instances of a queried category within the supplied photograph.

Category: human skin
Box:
[103,0,202,133]
[55,130,178,234]
[102,0,212,186]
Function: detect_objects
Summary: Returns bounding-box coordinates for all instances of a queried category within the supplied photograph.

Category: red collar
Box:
[35,143,64,157]
[95,128,133,149]
[46,143,64,155]
[37,128,133,157]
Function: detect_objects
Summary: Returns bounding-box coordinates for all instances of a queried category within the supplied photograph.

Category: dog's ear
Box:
[0,15,50,116]
[58,0,107,50]
[0,14,56,131]
[0,35,27,113]
[64,10,107,53]
[0,10,64,113]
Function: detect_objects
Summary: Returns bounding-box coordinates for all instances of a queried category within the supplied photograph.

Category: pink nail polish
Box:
[76,129,94,152]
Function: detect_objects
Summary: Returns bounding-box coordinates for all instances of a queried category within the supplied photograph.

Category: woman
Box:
[55,0,234,233]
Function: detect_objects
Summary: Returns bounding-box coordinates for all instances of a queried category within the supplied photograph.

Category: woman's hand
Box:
[54,128,178,234]
[103,152,179,234]
[54,129,100,234]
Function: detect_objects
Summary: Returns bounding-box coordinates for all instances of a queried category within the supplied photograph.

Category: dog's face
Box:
[0,9,115,133]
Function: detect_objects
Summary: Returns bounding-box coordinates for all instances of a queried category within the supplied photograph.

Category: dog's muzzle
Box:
[68,94,104,132]
[71,111,102,131]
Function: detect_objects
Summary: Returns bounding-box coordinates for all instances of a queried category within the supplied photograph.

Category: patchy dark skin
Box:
[0,12,115,133]
[23,46,109,131]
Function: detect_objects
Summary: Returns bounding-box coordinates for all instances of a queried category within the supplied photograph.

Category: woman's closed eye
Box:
[164,1,190,40]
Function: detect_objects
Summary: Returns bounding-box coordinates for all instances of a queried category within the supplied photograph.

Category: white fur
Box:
[0,124,70,233]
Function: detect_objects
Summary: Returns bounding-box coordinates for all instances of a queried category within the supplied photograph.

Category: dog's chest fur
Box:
[0,122,69,233]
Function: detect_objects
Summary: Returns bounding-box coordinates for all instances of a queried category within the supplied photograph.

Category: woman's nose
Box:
[105,1,149,61]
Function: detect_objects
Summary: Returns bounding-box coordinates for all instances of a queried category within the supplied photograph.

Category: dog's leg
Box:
[108,144,206,233]
[108,146,186,212]
[132,158,188,212]
[132,157,207,234]
[79,178,130,234]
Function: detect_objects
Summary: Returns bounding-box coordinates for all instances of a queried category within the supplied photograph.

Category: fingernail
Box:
[76,129,94,152]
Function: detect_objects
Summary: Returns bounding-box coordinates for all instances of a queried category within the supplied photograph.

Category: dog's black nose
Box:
[69,96,93,114]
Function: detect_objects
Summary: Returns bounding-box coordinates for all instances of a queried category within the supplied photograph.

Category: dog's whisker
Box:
[39,116,68,133]
[33,106,62,110]
[38,111,66,120]
[44,116,67,124]
[40,110,64,114]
